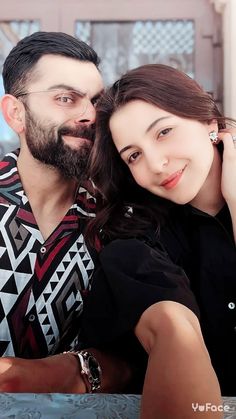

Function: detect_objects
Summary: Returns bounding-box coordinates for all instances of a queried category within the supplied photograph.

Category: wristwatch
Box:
[64,350,102,392]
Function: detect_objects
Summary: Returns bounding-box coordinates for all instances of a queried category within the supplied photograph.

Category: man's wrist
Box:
[63,350,102,393]
[62,353,87,393]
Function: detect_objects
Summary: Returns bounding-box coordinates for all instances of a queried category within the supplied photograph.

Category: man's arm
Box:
[0,350,132,393]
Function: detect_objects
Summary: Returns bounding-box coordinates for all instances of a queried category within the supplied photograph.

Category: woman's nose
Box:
[146,151,168,173]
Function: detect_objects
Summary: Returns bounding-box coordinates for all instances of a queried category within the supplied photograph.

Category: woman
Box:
[83,64,236,418]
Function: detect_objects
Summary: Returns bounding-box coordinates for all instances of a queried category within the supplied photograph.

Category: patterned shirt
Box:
[0,150,97,358]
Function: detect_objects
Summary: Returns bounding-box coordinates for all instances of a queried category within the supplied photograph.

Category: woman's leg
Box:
[135,301,223,419]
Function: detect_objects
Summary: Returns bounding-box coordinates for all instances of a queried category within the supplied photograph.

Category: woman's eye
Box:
[128,151,140,164]
[159,127,172,137]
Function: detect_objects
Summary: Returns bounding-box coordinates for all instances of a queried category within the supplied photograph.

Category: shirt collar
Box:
[0,149,24,206]
[0,149,96,243]
[0,149,96,211]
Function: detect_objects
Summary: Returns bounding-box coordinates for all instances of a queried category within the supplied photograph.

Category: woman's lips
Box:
[160,167,185,190]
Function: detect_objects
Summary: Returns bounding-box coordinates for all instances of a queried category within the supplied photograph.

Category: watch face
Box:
[88,355,101,381]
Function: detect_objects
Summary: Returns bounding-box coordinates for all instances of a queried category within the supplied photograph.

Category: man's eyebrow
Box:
[146,116,172,133]
[119,116,172,156]
[48,84,86,96]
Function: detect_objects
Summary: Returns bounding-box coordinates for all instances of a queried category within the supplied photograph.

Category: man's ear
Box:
[0,94,25,134]
[207,119,218,134]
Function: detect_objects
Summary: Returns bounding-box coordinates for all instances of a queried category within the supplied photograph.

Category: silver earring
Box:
[209,131,218,144]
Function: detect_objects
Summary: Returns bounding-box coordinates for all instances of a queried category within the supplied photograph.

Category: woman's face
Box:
[109,100,215,205]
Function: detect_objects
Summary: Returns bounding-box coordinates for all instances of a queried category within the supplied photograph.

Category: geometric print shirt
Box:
[0,150,97,358]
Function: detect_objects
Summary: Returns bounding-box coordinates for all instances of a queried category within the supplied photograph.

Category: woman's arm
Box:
[135,301,222,419]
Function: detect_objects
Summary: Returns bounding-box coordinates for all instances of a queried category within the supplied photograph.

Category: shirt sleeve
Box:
[81,237,200,347]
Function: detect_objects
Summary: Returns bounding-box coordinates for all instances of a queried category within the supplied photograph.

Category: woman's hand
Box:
[218,128,236,243]
[218,129,236,206]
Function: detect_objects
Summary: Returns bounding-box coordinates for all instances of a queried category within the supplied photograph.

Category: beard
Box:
[24,109,95,180]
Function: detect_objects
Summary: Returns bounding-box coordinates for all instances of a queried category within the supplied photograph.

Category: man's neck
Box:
[17,147,79,240]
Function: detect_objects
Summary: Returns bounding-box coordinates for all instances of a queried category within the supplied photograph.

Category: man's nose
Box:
[73,100,96,125]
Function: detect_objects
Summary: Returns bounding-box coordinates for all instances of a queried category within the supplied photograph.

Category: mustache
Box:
[59,124,95,142]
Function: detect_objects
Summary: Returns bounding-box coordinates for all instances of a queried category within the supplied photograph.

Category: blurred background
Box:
[0,0,235,158]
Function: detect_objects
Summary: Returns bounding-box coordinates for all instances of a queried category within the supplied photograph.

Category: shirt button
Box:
[28,314,35,322]
[228,302,235,310]
[40,246,46,254]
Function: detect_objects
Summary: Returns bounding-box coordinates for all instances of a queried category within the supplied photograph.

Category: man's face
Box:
[21,54,103,179]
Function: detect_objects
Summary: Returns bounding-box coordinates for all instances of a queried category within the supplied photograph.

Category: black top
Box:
[81,204,236,396]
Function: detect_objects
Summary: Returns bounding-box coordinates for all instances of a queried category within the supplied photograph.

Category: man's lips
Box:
[160,167,186,189]
[60,125,95,143]
[62,134,92,143]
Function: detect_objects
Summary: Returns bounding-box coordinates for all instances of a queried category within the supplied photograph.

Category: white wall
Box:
[211,0,236,118]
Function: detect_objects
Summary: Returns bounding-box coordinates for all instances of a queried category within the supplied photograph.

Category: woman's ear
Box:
[0,94,25,134]
[207,119,218,134]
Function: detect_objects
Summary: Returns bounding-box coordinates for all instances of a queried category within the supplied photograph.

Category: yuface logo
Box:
[192,403,232,413]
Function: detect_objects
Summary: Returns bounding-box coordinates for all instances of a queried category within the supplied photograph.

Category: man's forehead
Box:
[29,54,103,95]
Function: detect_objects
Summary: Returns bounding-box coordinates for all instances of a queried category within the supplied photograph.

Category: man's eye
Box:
[56,94,74,104]
[91,96,100,107]
[128,151,140,164]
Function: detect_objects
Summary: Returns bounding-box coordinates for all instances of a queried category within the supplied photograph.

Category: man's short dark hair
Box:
[3,31,100,96]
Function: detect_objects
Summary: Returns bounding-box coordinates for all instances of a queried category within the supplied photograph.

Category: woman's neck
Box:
[189,148,225,216]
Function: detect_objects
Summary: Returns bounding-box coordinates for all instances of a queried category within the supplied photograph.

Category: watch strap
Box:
[63,350,102,393]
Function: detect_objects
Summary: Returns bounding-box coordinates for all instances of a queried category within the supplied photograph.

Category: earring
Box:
[209,131,218,144]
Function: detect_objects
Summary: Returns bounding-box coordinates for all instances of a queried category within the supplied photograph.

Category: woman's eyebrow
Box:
[119,116,172,155]
[146,116,172,133]
[119,145,133,155]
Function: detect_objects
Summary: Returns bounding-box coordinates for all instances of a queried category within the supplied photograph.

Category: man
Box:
[0,31,130,393]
